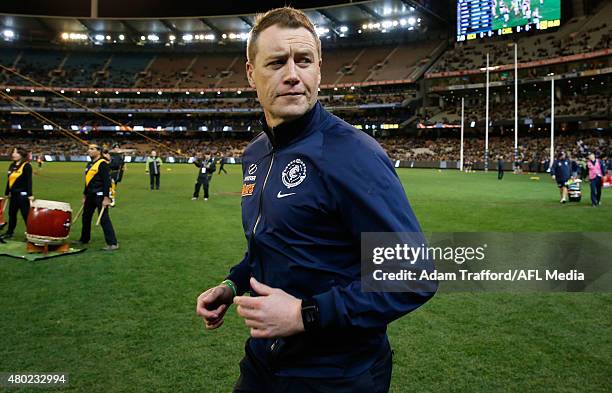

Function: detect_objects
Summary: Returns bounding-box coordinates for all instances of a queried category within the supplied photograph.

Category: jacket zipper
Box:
[249,153,275,285]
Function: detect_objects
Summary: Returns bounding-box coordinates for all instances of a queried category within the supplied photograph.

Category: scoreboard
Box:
[457,0,561,42]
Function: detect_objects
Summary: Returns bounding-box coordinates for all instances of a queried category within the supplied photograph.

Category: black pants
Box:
[79,195,117,245]
[193,177,210,199]
[6,193,30,235]
[498,169,504,179]
[590,177,602,206]
[219,166,227,174]
[150,173,160,189]
[234,341,393,393]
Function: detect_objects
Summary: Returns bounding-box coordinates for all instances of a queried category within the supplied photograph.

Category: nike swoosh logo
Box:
[277,191,296,199]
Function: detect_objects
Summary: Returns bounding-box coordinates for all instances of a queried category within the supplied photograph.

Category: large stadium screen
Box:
[457,0,561,41]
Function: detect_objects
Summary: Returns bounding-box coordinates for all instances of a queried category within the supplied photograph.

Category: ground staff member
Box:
[192,153,214,201]
[2,147,33,239]
[587,153,605,207]
[108,145,125,206]
[552,151,571,203]
[78,144,118,251]
[218,156,228,174]
[146,150,162,190]
[196,8,437,393]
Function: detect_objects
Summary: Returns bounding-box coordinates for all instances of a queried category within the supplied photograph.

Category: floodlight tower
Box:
[460,97,465,171]
[514,43,518,170]
[549,73,555,170]
[485,52,490,172]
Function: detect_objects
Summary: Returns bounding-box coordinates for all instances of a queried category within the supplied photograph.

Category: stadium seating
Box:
[53,52,109,87]
[98,53,154,87]
[136,54,194,88]
[430,1,612,74]
[1,131,608,168]
[180,54,240,89]
[368,41,442,82]
[5,50,65,86]
[0,39,443,89]
[424,92,608,125]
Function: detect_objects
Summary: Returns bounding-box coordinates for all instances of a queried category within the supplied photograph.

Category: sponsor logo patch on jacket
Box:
[242,183,255,197]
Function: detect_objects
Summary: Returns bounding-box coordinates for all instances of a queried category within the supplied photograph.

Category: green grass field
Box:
[1,163,610,392]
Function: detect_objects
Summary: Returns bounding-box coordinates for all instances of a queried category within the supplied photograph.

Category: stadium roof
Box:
[0,0,448,44]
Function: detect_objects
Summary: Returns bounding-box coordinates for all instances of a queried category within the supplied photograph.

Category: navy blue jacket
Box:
[227,102,437,378]
[552,158,571,181]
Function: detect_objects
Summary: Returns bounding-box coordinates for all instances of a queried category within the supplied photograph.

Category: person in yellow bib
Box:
[77,144,118,251]
[1,147,33,239]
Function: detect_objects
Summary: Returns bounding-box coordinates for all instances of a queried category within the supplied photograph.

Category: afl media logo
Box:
[247,163,257,175]
[282,159,307,189]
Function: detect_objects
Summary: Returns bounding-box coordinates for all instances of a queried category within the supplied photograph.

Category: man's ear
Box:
[246,61,256,89]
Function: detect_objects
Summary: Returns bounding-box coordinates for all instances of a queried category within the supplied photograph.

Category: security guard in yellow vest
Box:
[78,144,118,251]
[1,147,33,239]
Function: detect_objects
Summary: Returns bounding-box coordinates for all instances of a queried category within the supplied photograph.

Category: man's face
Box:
[151,151,157,157]
[247,25,321,128]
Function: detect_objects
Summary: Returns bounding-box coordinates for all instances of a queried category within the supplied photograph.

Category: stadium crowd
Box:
[0,92,409,111]
[380,131,610,171]
[423,92,609,125]
[431,19,610,73]
[1,131,608,172]
[0,134,249,159]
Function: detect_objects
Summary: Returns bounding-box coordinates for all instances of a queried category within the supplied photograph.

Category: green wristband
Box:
[221,279,237,297]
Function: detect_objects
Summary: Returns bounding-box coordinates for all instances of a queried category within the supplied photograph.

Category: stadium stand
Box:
[136,54,194,88]
[0,0,609,171]
[425,91,610,125]
[4,50,65,86]
[1,131,608,170]
[429,1,611,74]
[53,52,109,87]
[96,53,154,87]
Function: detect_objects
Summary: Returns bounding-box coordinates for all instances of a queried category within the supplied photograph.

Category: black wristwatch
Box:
[301,298,320,331]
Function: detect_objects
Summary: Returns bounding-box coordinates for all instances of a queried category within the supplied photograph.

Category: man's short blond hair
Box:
[247,7,321,63]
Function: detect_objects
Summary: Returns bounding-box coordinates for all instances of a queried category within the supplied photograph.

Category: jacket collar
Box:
[261,101,321,149]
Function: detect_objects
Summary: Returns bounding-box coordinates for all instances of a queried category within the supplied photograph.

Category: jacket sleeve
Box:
[225,252,251,296]
[145,157,150,172]
[225,159,251,295]
[313,134,437,330]
[25,163,32,196]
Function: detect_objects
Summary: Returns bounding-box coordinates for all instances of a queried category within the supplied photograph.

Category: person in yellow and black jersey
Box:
[77,144,118,251]
[1,147,33,239]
